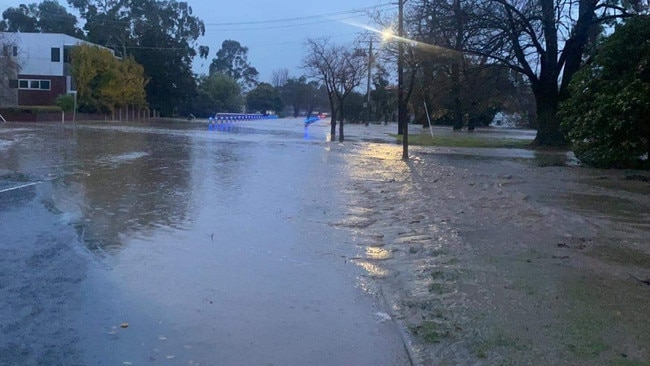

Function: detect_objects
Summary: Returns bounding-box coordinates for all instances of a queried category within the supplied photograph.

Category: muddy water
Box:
[0,120,409,365]
[3,120,649,365]
[334,130,650,365]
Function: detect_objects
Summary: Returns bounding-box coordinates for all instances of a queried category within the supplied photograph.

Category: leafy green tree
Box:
[1,1,82,36]
[560,16,650,169]
[192,73,242,117]
[55,93,75,112]
[70,0,207,116]
[71,44,147,116]
[209,40,259,91]
[71,44,115,112]
[369,64,394,124]
[121,56,148,108]
[342,91,366,124]
[281,76,312,117]
[246,82,283,114]
[98,55,148,117]
[37,0,83,37]
[1,4,37,32]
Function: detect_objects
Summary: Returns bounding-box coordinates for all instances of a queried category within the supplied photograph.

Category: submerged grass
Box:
[562,277,613,359]
[410,321,445,343]
[394,133,532,149]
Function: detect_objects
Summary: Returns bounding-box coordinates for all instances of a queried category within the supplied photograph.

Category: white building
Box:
[0,32,110,106]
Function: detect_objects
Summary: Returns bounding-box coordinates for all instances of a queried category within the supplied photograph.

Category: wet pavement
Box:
[0,119,410,365]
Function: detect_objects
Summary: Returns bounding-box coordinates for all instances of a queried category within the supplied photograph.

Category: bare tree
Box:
[370,13,451,134]
[271,68,289,88]
[0,33,20,108]
[303,38,368,141]
[462,0,648,145]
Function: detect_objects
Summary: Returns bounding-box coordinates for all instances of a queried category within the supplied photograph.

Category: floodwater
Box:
[0,119,410,365]
[3,119,649,365]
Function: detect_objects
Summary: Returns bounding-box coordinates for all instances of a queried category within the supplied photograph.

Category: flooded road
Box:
[3,119,649,365]
[0,120,410,365]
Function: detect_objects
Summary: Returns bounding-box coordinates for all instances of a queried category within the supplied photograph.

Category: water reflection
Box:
[532,150,578,167]
[0,124,199,252]
[351,259,391,278]
[60,127,194,251]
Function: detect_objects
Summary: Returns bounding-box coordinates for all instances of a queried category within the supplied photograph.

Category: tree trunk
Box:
[338,104,344,142]
[452,62,463,130]
[330,108,337,141]
[531,0,565,146]
[532,85,565,146]
[328,94,337,140]
[452,0,464,131]
[468,113,475,131]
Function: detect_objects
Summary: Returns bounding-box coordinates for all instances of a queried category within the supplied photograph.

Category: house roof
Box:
[0,32,102,47]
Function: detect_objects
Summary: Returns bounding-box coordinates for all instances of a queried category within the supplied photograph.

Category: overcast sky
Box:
[188,0,395,82]
[0,0,395,83]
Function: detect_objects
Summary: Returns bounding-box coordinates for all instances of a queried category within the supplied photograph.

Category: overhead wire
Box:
[0,2,394,29]
[203,3,394,27]
[204,14,380,32]
[0,1,395,53]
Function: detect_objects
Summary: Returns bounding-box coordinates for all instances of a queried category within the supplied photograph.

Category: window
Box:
[18,79,51,91]
[51,47,60,62]
[63,47,71,63]
[12,46,17,57]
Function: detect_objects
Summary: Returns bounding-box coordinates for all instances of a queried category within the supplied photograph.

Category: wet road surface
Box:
[0,119,410,365]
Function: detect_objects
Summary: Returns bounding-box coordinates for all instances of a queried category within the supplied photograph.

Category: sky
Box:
[187,0,395,82]
[0,0,396,83]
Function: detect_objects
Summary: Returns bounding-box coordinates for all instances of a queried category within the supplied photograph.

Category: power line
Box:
[204,13,385,32]
[118,31,362,51]
[203,3,394,27]
[0,2,394,29]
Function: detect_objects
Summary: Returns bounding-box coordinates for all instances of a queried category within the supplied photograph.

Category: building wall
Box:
[17,75,66,106]
[1,32,86,76]
[0,32,114,107]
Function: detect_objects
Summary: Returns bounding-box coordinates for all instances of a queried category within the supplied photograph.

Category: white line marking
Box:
[0,181,42,194]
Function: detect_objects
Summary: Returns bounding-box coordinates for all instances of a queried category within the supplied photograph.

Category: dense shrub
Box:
[560,16,650,168]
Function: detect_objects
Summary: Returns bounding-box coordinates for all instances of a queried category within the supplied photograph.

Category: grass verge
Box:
[394,133,532,149]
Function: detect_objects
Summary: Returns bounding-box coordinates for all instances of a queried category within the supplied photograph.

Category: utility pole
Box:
[364,38,373,126]
[398,0,408,160]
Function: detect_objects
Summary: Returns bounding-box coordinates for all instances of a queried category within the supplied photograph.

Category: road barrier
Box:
[208,113,277,130]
